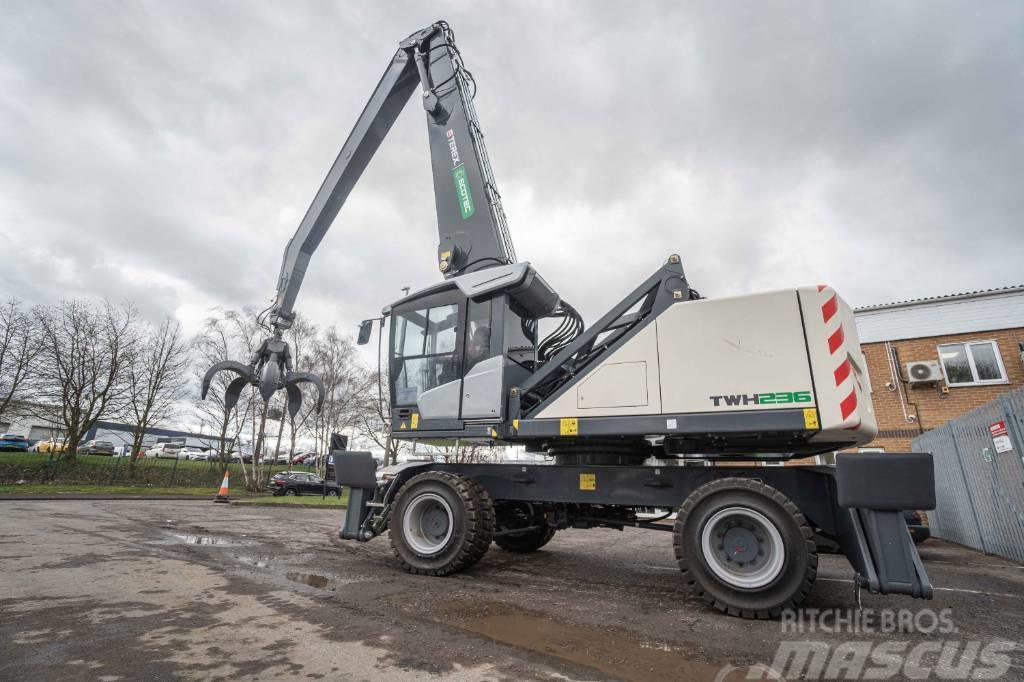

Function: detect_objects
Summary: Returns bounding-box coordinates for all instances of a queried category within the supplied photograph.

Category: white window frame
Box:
[936,339,1008,387]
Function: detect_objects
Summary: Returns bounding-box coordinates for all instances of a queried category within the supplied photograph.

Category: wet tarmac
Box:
[1,499,1022,680]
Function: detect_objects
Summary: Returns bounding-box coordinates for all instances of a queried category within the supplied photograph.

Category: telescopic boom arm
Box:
[203,21,516,413]
[270,20,515,331]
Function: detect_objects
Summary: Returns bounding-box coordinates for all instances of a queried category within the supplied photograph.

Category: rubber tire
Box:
[326,488,339,497]
[495,525,556,553]
[390,472,494,576]
[673,477,817,619]
[285,488,297,496]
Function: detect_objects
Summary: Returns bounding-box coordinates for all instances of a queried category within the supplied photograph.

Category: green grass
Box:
[0,483,229,496]
[236,491,348,506]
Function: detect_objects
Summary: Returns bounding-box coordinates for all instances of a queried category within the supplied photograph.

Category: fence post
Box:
[169,455,179,488]
[109,453,121,486]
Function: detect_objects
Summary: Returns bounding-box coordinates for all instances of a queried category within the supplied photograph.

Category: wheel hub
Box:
[402,493,455,555]
[701,507,785,589]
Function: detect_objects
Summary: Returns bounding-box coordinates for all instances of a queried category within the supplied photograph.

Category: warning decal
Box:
[560,418,578,436]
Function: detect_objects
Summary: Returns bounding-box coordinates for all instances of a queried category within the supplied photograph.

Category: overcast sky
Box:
[2,1,1022,350]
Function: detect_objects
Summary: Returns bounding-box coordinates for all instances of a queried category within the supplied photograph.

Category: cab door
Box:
[390,290,465,420]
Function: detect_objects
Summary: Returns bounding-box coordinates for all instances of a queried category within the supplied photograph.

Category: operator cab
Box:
[384,263,559,431]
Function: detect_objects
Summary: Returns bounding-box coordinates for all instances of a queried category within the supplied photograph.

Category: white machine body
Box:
[535,286,877,447]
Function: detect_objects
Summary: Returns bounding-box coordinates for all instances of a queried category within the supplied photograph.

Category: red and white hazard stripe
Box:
[818,285,859,427]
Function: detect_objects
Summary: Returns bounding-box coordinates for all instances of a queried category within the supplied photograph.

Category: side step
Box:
[835,452,936,599]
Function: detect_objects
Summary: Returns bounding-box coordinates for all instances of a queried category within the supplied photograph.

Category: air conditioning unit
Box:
[906,361,942,384]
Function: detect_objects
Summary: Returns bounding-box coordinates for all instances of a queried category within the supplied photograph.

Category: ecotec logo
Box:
[446,128,461,168]
[447,129,475,219]
[709,391,812,407]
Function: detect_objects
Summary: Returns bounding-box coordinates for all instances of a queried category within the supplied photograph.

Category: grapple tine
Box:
[225,376,249,412]
[201,360,254,400]
[285,382,303,419]
[285,371,326,414]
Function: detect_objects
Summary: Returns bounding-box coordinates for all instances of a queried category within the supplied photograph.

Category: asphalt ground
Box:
[1,500,1022,681]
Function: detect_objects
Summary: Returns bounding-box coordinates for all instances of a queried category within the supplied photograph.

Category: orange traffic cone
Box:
[213,471,231,503]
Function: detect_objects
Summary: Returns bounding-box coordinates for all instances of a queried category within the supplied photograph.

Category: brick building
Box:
[854,286,1024,452]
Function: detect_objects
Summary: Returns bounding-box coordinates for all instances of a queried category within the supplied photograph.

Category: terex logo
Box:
[709,391,812,407]
[446,128,461,167]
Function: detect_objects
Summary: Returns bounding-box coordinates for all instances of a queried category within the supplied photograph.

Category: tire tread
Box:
[672,477,818,620]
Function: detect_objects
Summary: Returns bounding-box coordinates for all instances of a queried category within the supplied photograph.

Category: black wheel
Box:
[390,472,494,576]
[673,477,817,619]
[326,488,339,497]
[493,501,556,553]
[285,488,297,496]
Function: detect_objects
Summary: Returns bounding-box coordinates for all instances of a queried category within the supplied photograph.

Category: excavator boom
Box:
[204,21,518,412]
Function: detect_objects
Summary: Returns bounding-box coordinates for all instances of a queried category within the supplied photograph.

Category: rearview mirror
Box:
[357,319,374,345]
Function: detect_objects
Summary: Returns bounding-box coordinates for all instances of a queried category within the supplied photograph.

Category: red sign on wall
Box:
[990,421,1013,453]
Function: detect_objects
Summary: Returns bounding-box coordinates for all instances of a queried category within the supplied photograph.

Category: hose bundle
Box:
[537,301,584,363]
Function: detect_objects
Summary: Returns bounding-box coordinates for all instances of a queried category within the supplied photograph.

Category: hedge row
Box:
[0,453,301,488]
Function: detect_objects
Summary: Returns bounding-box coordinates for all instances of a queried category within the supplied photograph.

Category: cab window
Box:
[392,302,461,404]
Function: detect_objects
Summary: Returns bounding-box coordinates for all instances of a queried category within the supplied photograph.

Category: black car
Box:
[905,510,930,544]
[269,471,342,497]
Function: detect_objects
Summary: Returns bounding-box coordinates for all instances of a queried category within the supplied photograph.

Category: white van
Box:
[145,443,183,459]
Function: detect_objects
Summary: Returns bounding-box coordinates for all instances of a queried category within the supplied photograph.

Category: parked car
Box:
[179,447,209,461]
[291,453,311,465]
[0,433,29,452]
[30,438,68,454]
[268,471,342,497]
[146,443,183,459]
[905,510,930,545]
[78,440,115,456]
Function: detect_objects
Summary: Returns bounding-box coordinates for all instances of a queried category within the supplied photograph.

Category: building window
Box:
[937,340,1008,386]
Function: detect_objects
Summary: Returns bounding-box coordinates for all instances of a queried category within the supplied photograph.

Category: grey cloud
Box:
[1,1,1021,340]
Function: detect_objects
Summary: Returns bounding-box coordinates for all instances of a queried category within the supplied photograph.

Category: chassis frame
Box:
[334,450,935,609]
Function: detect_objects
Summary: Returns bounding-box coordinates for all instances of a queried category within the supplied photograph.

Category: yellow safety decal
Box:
[560,417,578,436]
[512,419,519,431]
[399,421,407,430]
[579,473,596,491]
[803,408,819,430]
[411,413,419,429]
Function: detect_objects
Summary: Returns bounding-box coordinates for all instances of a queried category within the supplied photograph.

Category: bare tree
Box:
[307,327,375,455]
[123,318,189,465]
[283,316,319,459]
[191,308,261,481]
[0,299,40,423]
[352,366,407,463]
[35,300,137,457]
[434,442,498,464]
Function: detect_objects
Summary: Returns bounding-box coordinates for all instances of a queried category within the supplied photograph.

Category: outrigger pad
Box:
[332,451,378,490]
[836,452,935,510]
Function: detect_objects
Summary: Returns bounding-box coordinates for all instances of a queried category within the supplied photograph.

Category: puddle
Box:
[164,533,251,546]
[441,602,746,682]
[286,572,334,589]
[284,572,364,590]
[235,554,273,568]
